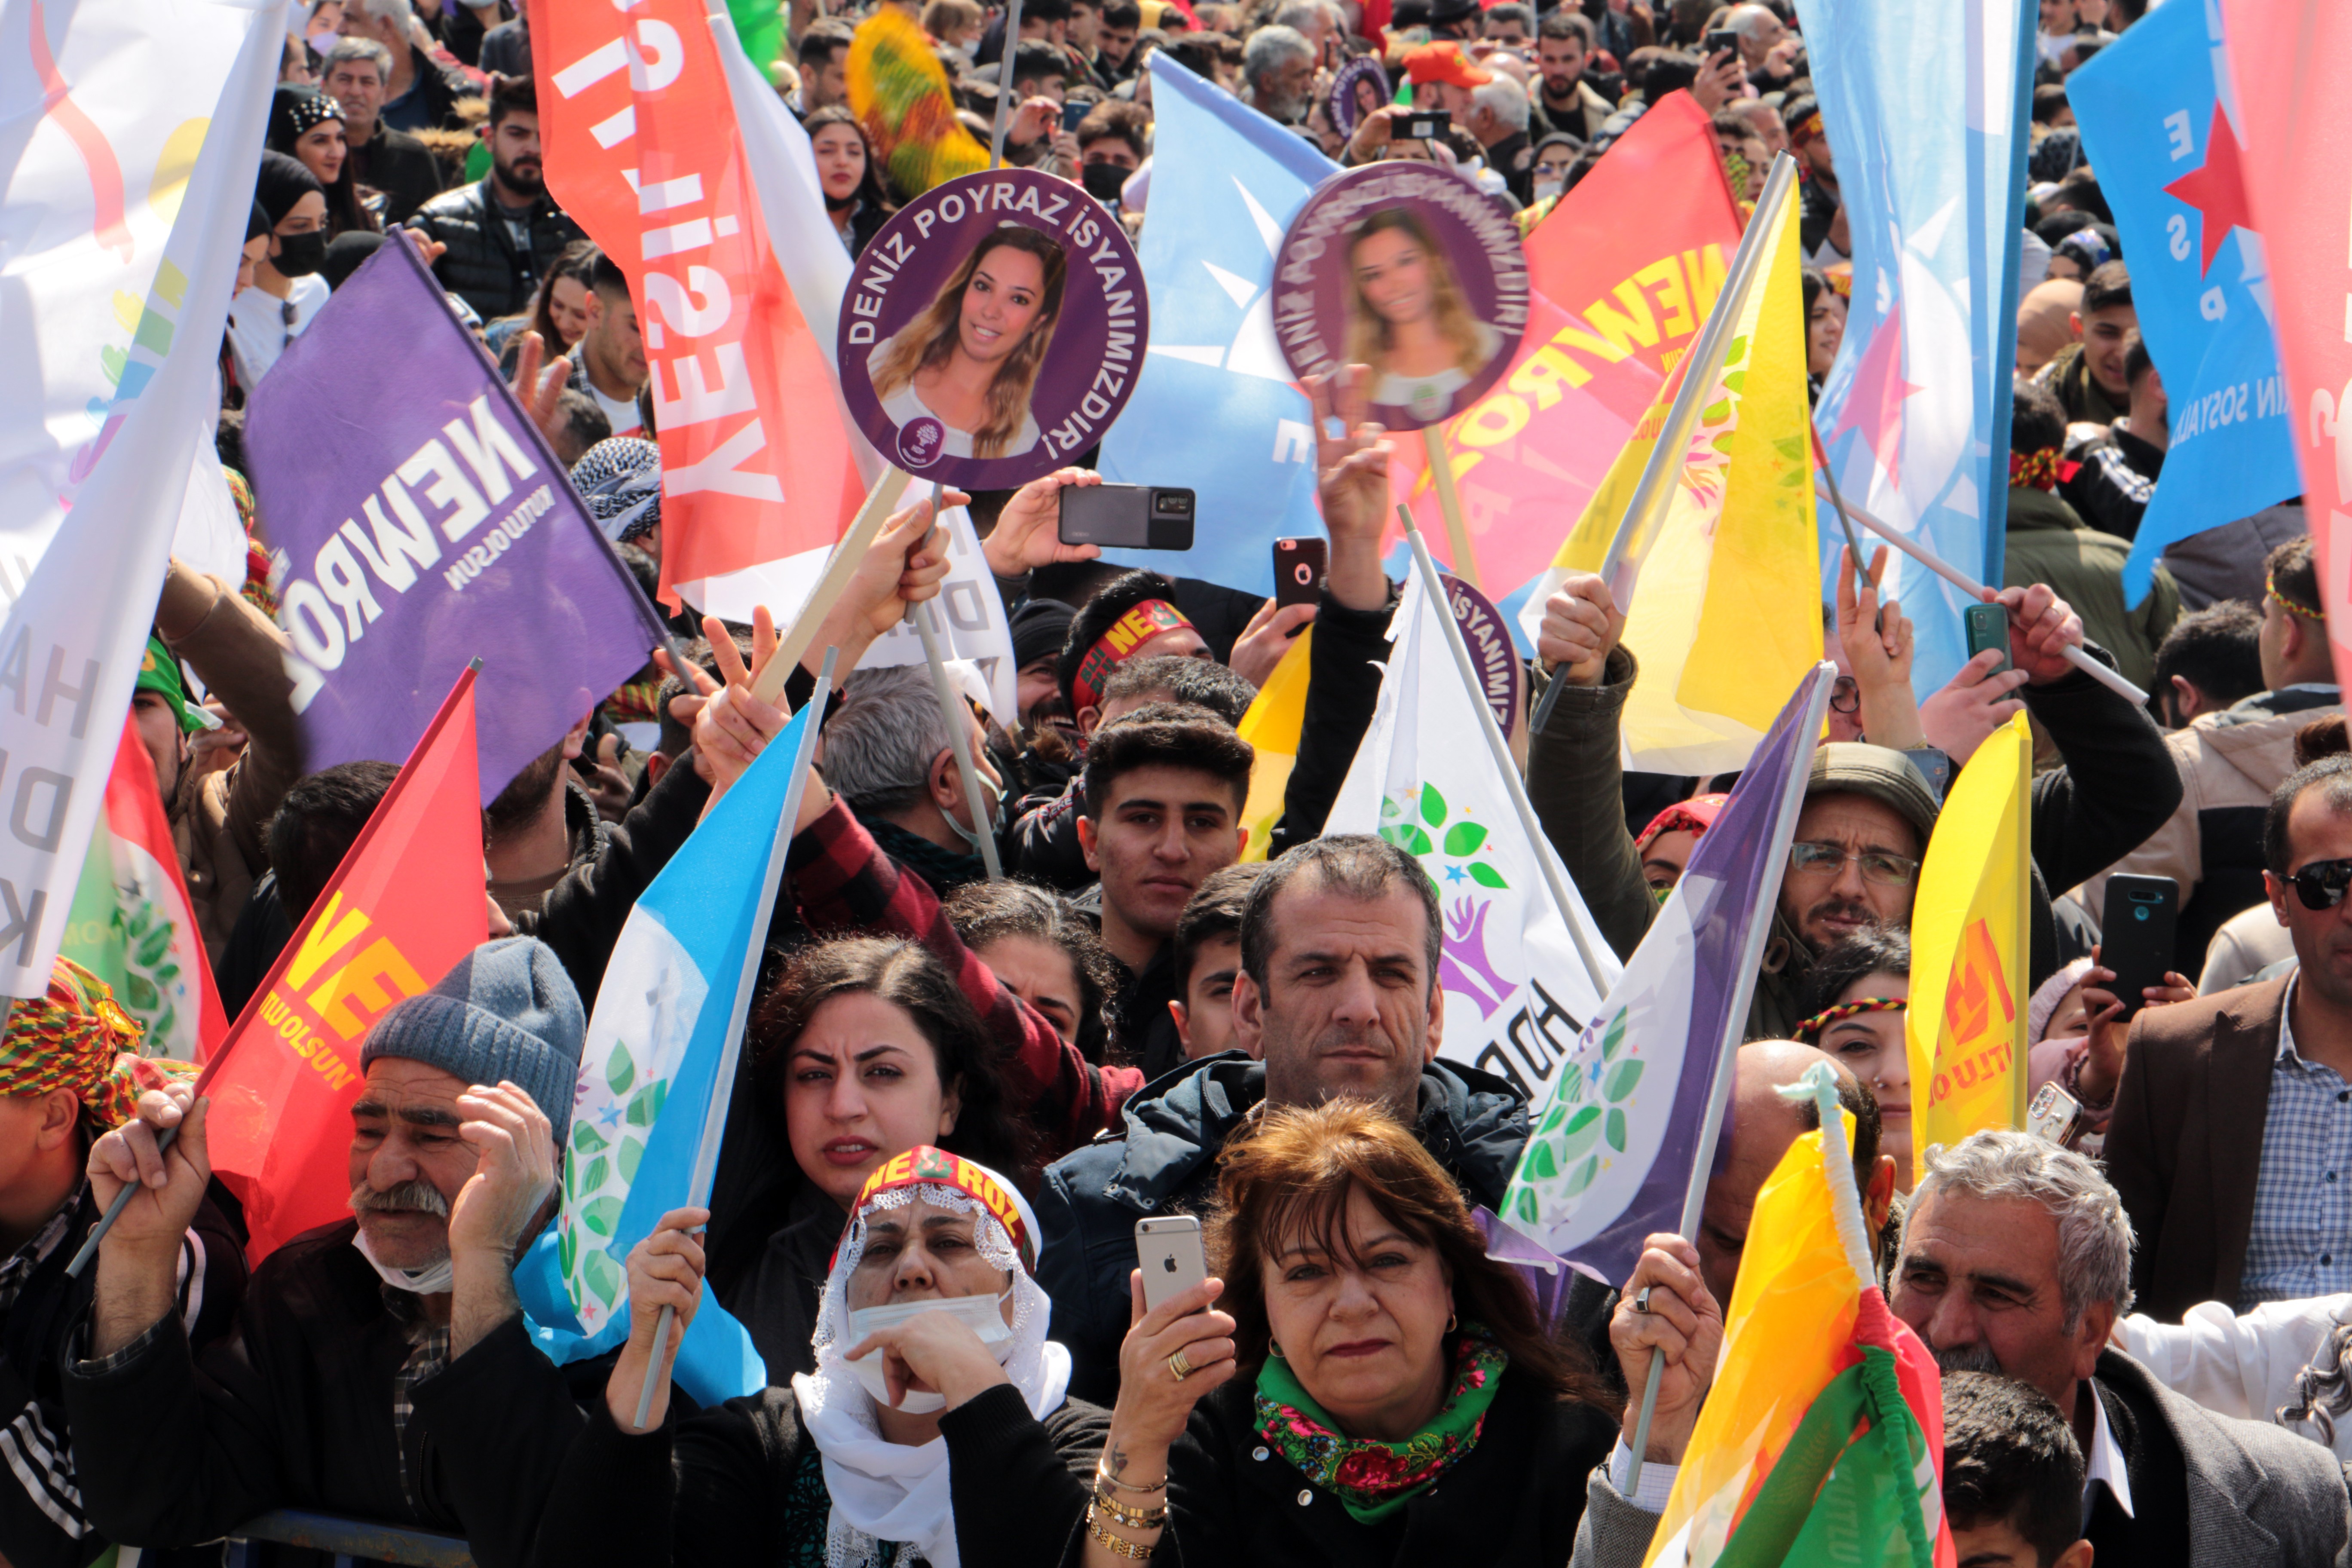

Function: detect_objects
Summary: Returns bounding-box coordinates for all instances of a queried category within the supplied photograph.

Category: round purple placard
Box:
[1271,162,1528,431]
[1442,572,1523,739]
[839,168,1148,490]
[1329,56,1391,138]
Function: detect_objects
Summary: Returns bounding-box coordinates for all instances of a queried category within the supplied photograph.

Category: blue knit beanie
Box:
[359,938,585,1142]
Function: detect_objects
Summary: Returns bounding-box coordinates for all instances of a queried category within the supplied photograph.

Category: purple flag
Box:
[1498,663,1835,1289]
[244,239,667,803]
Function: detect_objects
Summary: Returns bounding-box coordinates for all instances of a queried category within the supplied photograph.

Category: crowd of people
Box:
[9,0,2351,1564]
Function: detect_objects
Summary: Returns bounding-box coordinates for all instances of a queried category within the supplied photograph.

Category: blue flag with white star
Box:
[2067,0,2299,601]
[1095,54,1337,594]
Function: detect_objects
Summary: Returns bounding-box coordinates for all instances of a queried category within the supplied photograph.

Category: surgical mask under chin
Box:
[944,768,1007,857]
[1533,176,1565,202]
[352,1225,455,1295]
[842,1288,1015,1412]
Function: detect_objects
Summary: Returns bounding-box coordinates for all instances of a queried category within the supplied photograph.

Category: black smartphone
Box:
[1274,537,1327,608]
[1962,601,2011,676]
[1703,28,1739,59]
[1400,108,1450,142]
[1059,484,1196,550]
[2100,874,2180,1023]
[1061,98,1092,133]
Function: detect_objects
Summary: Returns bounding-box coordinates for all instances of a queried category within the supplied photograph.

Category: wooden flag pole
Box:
[1420,426,1480,590]
[752,468,916,707]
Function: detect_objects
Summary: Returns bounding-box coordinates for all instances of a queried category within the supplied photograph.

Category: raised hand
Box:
[606,1206,710,1430]
[1917,649,2030,765]
[87,1083,211,1354]
[1305,366,1393,611]
[1535,571,1625,687]
[446,1080,558,1265]
[1608,1234,1724,1467]
[1228,598,1318,688]
[1990,582,2086,686]
[983,467,1105,579]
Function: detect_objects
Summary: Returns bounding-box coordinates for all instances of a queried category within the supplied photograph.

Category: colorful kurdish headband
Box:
[1793,995,1908,1044]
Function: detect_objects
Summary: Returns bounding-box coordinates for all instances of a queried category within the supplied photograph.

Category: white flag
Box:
[0,0,280,994]
[1326,574,1620,1104]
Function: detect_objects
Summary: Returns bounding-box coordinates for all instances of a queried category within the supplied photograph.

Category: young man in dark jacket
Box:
[404,76,585,322]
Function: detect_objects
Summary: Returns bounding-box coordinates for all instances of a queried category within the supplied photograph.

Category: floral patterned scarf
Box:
[1254,1323,1508,1525]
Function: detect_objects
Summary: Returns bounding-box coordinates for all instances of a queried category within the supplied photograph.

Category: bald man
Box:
[2015,277,2084,378]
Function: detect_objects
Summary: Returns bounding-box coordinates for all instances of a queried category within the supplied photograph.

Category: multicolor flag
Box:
[2218,0,2352,691]
[1234,629,1313,863]
[1512,164,1819,778]
[2068,0,2297,601]
[516,701,821,1408]
[202,668,487,1262]
[242,238,670,804]
[1095,54,1335,595]
[0,0,279,998]
[1797,0,2036,695]
[721,0,782,74]
[1411,92,1740,622]
[59,714,228,1063]
[1645,1063,1951,1568]
[848,8,989,200]
[530,0,864,614]
[1324,573,1617,1102]
[1904,711,2030,1187]
[1501,664,1832,1286]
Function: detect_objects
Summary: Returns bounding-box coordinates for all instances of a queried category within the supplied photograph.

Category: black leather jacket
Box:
[404,176,585,321]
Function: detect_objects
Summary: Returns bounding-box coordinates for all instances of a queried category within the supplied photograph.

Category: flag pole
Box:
[912,481,1004,879]
[1529,153,1798,739]
[1624,662,1836,1492]
[1419,426,1480,590]
[987,0,1029,169]
[1397,505,1614,999]
[753,468,915,706]
[634,644,840,1430]
[1806,477,2150,705]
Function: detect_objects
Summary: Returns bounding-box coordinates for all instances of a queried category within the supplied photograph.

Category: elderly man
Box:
[1036,834,1532,1402]
[321,37,444,223]
[1241,23,1315,125]
[1464,74,1536,202]
[1578,1131,2349,1568]
[65,939,592,1568]
[820,664,1008,899]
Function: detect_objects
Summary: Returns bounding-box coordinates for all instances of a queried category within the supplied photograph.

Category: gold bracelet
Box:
[1090,1482,1168,1528]
[1095,1461,1168,1494]
[1086,1504,1157,1560]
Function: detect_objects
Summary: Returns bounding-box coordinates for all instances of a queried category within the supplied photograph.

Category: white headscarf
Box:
[788,1155,1071,1568]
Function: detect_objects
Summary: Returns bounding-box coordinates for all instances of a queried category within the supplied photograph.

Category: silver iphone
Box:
[1136,1215,1208,1311]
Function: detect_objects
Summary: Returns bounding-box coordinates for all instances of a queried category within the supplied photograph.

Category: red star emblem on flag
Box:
[1828,304,1921,489]
[2162,102,2254,277]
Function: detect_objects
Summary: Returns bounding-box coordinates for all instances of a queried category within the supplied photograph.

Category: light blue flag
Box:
[2067,0,2297,601]
[1095,55,1337,595]
[1797,0,2035,695]
[512,702,820,1406]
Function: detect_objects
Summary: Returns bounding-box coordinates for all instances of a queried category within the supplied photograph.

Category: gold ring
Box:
[1167,1349,1194,1381]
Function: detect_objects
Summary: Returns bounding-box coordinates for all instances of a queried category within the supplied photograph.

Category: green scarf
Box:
[1253,1324,1508,1525]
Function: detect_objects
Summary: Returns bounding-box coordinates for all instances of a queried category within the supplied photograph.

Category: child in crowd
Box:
[1942,1371,2094,1568]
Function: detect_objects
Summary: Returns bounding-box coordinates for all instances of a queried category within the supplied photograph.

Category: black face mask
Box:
[274,229,328,278]
[1081,161,1130,203]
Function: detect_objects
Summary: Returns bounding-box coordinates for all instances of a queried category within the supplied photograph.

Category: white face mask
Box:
[351,1225,455,1295]
[842,1287,1015,1412]
[1533,176,1565,202]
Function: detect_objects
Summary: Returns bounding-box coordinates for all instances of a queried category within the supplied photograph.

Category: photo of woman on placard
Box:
[867,222,1067,461]
[1344,207,1502,423]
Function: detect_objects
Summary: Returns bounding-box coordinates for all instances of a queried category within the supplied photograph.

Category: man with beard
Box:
[483,716,605,923]
[1240,24,1315,126]
[405,75,585,322]
[1531,11,1614,143]
[66,940,606,1565]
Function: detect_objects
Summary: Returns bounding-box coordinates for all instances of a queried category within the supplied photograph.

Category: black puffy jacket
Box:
[403,177,585,321]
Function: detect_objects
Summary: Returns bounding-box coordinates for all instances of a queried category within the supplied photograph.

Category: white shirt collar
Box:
[2080,1381,2135,1526]
[2278,976,2302,1064]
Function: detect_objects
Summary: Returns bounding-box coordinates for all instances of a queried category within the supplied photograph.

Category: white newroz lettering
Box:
[439,395,539,505]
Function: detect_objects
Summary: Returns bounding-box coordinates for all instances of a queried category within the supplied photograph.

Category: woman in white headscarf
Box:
[529,1146,1108,1568]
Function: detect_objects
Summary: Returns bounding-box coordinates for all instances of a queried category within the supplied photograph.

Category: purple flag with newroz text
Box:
[244,239,668,803]
[1499,663,1835,1288]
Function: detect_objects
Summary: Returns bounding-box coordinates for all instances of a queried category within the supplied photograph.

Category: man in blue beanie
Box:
[63,938,601,1568]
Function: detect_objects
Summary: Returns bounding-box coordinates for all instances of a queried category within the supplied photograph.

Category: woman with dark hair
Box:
[868,223,1067,460]
[226,152,333,391]
[1800,266,1845,400]
[266,86,377,239]
[491,239,600,367]
[944,880,1121,1064]
[805,104,897,256]
[1795,923,1912,1186]
[1087,1099,1618,1565]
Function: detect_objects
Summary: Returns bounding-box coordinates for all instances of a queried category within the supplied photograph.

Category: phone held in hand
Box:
[1274,537,1328,609]
[2027,1082,2082,1147]
[1400,108,1450,143]
[1059,484,1196,550]
[2099,874,2179,1023]
[1704,28,1739,58]
[1136,1215,1208,1313]
[1962,601,2011,677]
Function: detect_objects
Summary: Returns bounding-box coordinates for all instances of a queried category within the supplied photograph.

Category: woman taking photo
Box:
[1094,1099,1619,1565]
[537,1148,1106,1568]
[806,105,897,256]
[266,86,377,239]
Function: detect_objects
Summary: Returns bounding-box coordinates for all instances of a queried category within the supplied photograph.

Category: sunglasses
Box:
[2288,858,2352,911]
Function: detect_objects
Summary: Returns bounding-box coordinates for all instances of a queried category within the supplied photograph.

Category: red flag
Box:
[2220,3,2352,689]
[201,668,486,1262]
[1399,93,1743,594]
[527,0,861,610]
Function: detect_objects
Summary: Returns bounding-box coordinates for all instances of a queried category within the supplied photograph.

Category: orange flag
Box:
[527,0,861,609]
[202,668,487,1261]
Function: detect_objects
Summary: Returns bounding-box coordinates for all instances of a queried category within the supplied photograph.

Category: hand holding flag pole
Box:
[635,645,841,1430]
[752,469,916,706]
[912,479,1004,879]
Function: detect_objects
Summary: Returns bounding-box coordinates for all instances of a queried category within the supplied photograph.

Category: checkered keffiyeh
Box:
[569,437,663,545]
[0,957,192,1128]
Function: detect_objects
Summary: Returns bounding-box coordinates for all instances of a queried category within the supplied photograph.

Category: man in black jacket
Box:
[323,40,445,225]
[66,939,593,1568]
[405,76,585,322]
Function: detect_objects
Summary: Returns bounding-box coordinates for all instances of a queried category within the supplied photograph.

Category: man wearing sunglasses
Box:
[2107,750,2352,1324]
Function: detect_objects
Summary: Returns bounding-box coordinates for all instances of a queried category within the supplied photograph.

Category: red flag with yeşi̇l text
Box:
[1393,92,1742,600]
[200,668,486,1262]
[2219,2,2352,691]
[526,0,861,613]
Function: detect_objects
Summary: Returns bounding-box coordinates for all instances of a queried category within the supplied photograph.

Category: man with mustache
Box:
[64,938,597,1567]
[405,75,586,322]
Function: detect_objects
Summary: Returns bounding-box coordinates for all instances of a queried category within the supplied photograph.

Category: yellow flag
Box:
[1233,628,1311,863]
[1904,712,2033,1185]
[1518,169,1820,778]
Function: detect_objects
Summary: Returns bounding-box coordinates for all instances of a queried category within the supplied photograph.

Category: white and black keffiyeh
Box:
[569,436,662,545]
